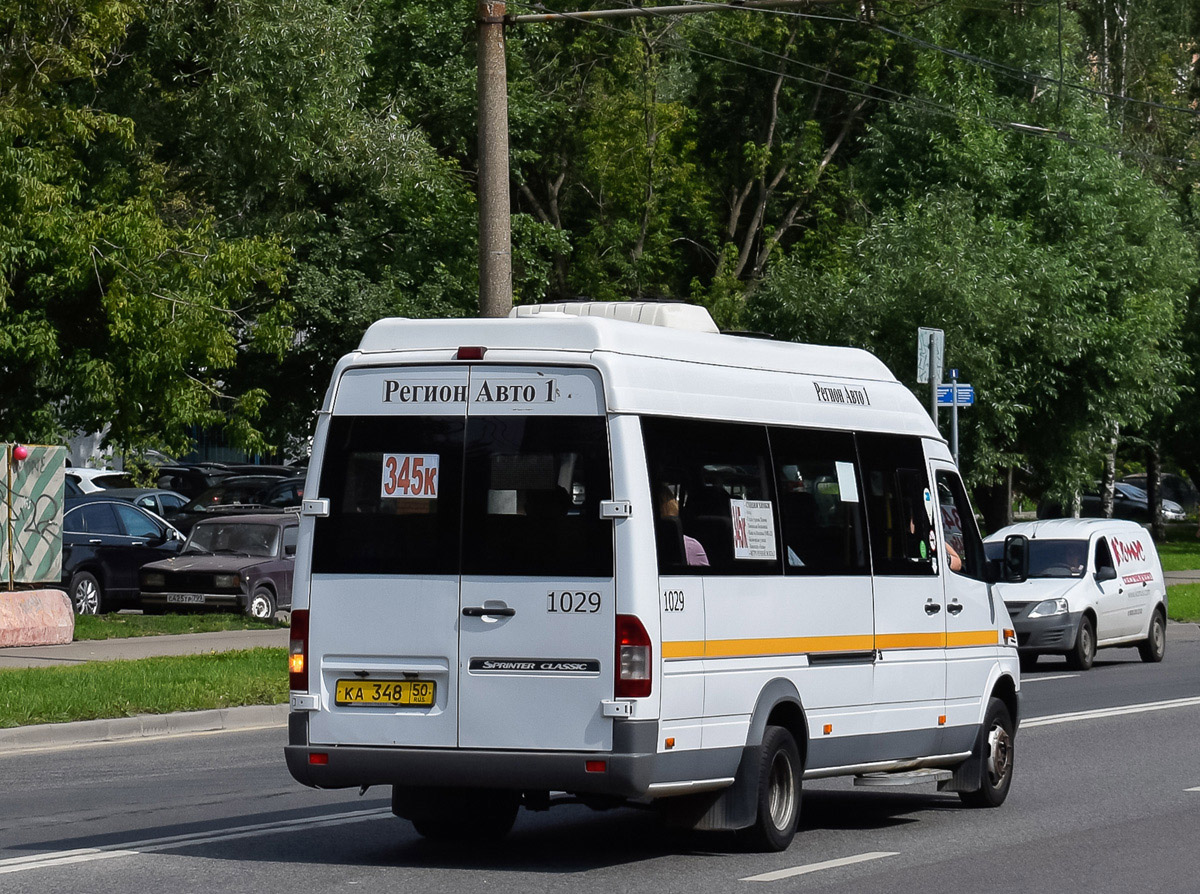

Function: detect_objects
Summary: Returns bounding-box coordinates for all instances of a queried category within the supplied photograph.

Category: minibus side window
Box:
[642,417,780,576]
[461,416,613,577]
[856,433,936,576]
[312,416,465,575]
[935,470,986,580]
[768,427,868,575]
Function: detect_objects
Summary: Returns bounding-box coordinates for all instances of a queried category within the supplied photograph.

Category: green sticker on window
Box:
[919,541,928,559]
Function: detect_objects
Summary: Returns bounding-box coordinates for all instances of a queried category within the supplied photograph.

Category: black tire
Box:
[393,787,519,842]
[1137,609,1166,663]
[1065,614,1096,670]
[737,725,802,852]
[1018,652,1038,673]
[69,571,105,615]
[958,697,1015,808]
[246,587,277,621]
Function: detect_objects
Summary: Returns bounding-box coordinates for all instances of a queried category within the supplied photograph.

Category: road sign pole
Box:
[929,332,938,425]
[950,368,959,466]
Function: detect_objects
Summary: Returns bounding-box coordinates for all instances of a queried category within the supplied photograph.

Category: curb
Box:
[0,703,288,754]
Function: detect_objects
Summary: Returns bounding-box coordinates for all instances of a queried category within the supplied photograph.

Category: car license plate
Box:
[334,679,436,707]
[166,594,206,604]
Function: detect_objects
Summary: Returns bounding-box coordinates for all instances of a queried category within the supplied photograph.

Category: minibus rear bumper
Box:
[285,714,664,798]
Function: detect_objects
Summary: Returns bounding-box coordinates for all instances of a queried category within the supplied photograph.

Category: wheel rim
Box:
[767,749,798,832]
[985,722,1013,788]
[1081,623,1094,661]
[1154,616,1165,653]
[74,578,99,615]
[250,593,272,620]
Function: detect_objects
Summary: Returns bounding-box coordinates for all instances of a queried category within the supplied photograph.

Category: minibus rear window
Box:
[461,416,613,577]
[312,416,465,575]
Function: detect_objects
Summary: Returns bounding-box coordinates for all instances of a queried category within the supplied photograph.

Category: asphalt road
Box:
[2,635,1198,894]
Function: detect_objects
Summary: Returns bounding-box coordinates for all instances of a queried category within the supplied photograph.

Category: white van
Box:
[285,302,1024,850]
[984,518,1167,671]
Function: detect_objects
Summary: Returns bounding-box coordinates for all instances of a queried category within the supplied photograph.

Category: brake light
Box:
[615,614,652,698]
[456,346,487,360]
[289,609,309,691]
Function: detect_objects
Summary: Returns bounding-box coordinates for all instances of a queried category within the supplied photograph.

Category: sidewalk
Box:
[0,627,288,669]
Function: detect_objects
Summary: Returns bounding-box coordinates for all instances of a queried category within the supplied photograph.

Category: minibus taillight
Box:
[615,614,652,698]
[289,609,309,691]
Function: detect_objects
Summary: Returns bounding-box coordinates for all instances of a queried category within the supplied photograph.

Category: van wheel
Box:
[246,587,276,621]
[959,697,1015,808]
[70,571,105,615]
[1065,615,1095,670]
[393,787,519,842]
[737,725,802,852]
[1138,609,1166,663]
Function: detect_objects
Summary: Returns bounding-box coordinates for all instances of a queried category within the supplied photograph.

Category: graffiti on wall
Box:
[1,445,65,586]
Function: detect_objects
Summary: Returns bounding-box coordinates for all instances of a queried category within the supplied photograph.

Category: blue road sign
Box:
[936,384,975,406]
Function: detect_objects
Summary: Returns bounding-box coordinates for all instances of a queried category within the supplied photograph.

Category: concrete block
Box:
[0,589,74,647]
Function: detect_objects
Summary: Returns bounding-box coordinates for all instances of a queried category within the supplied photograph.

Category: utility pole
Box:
[476,1,833,317]
[477,0,512,318]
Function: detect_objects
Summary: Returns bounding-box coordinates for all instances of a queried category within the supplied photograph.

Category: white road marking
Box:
[0,808,392,874]
[742,851,899,882]
[1024,696,1200,728]
[1186,786,1200,792]
[1020,674,1079,683]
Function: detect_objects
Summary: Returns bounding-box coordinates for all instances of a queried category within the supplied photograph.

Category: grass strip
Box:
[73,613,285,640]
[1168,583,1200,623]
[0,648,287,728]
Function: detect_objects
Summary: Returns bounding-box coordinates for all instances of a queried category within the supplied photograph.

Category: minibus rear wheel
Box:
[737,725,802,852]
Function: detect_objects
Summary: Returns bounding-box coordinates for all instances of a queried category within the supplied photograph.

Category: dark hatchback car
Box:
[57,496,185,614]
[139,514,299,619]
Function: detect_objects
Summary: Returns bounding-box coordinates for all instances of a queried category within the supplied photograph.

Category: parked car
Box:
[1121,472,1198,513]
[984,517,1168,670]
[65,468,136,494]
[169,475,291,533]
[101,487,189,519]
[139,514,299,619]
[154,464,236,500]
[57,496,185,614]
[261,475,305,509]
[1037,481,1186,523]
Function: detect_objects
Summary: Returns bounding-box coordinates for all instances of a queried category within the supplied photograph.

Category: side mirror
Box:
[285,543,297,557]
[1095,565,1117,583]
[1001,534,1029,583]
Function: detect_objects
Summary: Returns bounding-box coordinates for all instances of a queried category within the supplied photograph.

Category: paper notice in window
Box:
[835,461,860,502]
[730,499,777,560]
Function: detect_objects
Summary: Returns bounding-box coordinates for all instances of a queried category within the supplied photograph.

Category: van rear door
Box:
[306,365,615,752]
[457,367,615,750]
[307,367,468,748]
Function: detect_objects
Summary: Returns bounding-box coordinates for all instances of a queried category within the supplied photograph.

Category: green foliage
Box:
[0,0,288,454]
[74,611,284,640]
[0,648,286,728]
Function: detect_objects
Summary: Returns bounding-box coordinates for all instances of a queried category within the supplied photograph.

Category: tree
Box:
[0,0,288,455]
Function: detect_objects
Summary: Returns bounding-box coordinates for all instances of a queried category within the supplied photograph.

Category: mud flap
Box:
[661,744,761,831]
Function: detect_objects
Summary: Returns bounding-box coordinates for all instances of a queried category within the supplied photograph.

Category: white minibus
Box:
[285,302,1025,851]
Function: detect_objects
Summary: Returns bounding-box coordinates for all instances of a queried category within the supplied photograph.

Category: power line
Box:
[509,0,1200,167]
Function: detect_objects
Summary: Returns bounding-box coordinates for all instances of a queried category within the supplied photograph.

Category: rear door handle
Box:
[924,600,942,615]
[462,606,516,618]
[947,601,964,615]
